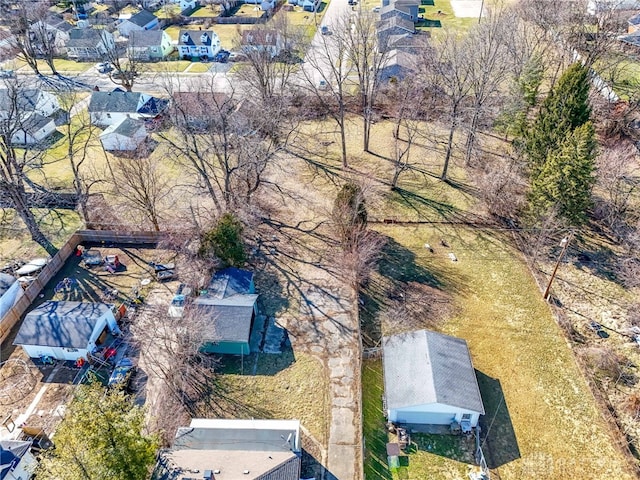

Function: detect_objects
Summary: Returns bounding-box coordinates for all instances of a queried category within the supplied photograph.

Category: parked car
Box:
[112,70,138,80]
[0,69,15,78]
[228,52,247,62]
[82,249,103,267]
[108,358,135,390]
[214,50,230,63]
[157,269,176,281]
[321,25,330,35]
[372,6,380,12]
[96,62,112,74]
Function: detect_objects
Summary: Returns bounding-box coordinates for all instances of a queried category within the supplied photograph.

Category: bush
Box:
[199,213,246,267]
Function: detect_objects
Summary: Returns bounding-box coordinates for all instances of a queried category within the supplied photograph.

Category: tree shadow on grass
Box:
[476,370,520,468]
[389,187,478,223]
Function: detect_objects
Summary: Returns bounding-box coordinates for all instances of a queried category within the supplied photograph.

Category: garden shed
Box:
[14,301,121,362]
[383,329,485,428]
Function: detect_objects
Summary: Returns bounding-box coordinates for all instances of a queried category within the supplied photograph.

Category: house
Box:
[66,28,115,61]
[240,29,284,57]
[11,114,57,145]
[0,440,37,480]
[300,0,321,11]
[0,89,60,145]
[244,0,276,10]
[377,16,416,52]
[0,273,22,324]
[381,0,420,23]
[129,30,174,60]
[383,329,485,429]
[155,418,301,480]
[171,92,236,130]
[31,15,74,55]
[169,0,198,11]
[193,267,258,355]
[88,90,168,126]
[177,30,221,60]
[13,301,121,362]
[629,12,640,33]
[378,49,418,83]
[99,117,148,151]
[117,9,160,37]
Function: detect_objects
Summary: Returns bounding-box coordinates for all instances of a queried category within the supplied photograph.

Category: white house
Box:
[0,273,22,324]
[0,89,60,145]
[177,30,221,60]
[66,28,115,61]
[383,329,485,429]
[0,440,37,480]
[587,0,640,14]
[99,117,148,151]
[13,301,121,362]
[31,15,74,55]
[88,90,167,126]
[11,114,57,145]
[156,419,301,480]
[172,0,198,10]
[240,29,284,57]
[117,9,160,37]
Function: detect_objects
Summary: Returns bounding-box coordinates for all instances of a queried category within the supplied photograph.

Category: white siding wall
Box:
[6,450,37,480]
[21,344,89,362]
[389,402,481,427]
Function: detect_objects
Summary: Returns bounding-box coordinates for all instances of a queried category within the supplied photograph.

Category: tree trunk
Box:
[339,100,348,168]
[464,105,481,165]
[7,184,57,255]
[442,108,458,181]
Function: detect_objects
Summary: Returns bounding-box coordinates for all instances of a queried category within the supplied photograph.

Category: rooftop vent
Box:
[243,471,250,475]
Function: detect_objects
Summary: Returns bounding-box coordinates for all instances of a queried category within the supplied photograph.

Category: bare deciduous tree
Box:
[103,32,143,92]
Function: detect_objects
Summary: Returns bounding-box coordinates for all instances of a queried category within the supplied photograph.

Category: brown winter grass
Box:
[281,117,638,479]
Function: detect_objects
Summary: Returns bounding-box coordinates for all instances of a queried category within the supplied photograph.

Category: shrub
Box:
[199,213,246,267]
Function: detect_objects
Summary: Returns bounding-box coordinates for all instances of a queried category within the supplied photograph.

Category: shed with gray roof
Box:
[383,329,484,428]
[13,301,121,361]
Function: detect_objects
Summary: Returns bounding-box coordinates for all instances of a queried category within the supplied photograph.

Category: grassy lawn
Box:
[361,220,637,479]
[188,5,218,17]
[214,352,328,442]
[213,24,244,49]
[187,62,213,73]
[144,60,191,73]
[163,25,182,42]
[154,4,183,18]
[416,0,476,35]
[39,59,93,74]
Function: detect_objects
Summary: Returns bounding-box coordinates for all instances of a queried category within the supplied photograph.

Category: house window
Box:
[106,113,111,118]
[65,348,79,353]
[461,413,471,420]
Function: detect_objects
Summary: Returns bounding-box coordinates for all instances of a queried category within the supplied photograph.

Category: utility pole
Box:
[543,234,572,301]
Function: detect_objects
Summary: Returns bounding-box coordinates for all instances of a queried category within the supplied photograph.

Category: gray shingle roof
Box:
[178,29,215,46]
[129,30,164,48]
[383,329,485,414]
[128,9,157,27]
[0,89,45,113]
[14,301,113,349]
[68,28,110,48]
[629,13,640,25]
[0,273,15,297]
[378,16,415,34]
[89,91,141,113]
[22,113,54,134]
[112,117,145,137]
[193,303,255,343]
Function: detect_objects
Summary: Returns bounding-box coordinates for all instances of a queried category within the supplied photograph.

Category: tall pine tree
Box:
[529,122,597,226]
[524,62,591,174]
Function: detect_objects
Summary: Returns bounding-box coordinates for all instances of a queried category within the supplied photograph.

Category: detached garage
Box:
[14,301,121,362]
[383,329,484,430]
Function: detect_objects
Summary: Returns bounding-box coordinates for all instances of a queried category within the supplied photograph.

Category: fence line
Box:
[0,231,166,345]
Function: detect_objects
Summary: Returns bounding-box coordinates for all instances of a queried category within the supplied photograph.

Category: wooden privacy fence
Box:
[0,230,166,345]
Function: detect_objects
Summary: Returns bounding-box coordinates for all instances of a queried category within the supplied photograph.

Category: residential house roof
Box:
[387,32,426,51]
[0,273,16,297]
[43,15,74,33]
[129,30,164,48]
[178,29,216,46]
[67,28,109,48]
[383,329,485,413]
[156,419,301,480]
[619,33,640,46]
[241,29,280,46]
[22,113,54,134]
[102,117,146,138]
[127,9,157,27]
[381,1,417,17]
[0,89,50,113]
[206,267,254,299]
[192,302,257,343]
[630,13,640,25]
[89,91,142,113]
[380,48,418,80]
[378,16,416,34]
[14,301,114,349]
[0,440,31,480]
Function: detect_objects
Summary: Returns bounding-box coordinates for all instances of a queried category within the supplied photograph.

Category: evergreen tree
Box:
[524,62,591,173]
[199,212,246,266]
[529,122,597,226]
[37,382,158,480]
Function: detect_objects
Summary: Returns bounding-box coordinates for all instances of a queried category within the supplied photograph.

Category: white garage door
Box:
[396,411,455,425]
